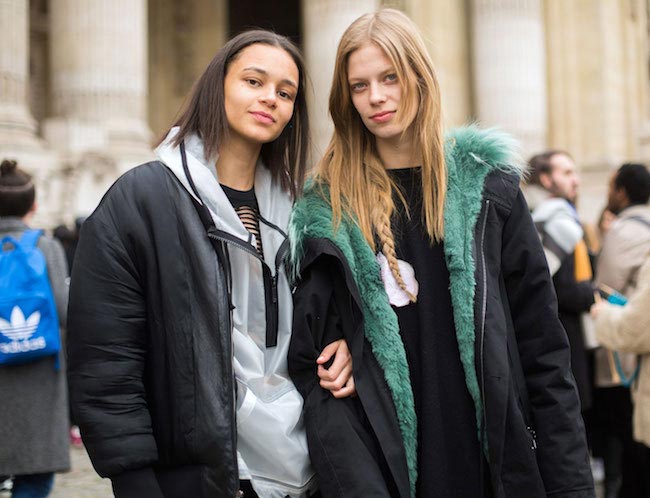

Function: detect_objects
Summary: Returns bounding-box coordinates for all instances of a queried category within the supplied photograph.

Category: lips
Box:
[370,111,395,123]
[250,111,275,124]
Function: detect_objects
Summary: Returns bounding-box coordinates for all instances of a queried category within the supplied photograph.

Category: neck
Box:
[376,129,421,170]
[215,136,261,191]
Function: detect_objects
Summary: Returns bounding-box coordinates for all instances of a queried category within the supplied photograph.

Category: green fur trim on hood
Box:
[443,125,523,451]
[289,186,419,496]
[289,125,522,495]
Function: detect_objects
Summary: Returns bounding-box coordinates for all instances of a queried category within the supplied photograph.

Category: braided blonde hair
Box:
[372,202,417,303]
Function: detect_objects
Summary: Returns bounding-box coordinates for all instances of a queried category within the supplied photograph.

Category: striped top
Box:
[221,184,264,256]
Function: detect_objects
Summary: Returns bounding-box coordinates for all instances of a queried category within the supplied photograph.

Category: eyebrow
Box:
[242,66,298,89]
[347,68,396,83]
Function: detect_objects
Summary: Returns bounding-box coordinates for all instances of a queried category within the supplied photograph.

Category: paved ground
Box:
[50,447,112,498]
[2,445,605,497]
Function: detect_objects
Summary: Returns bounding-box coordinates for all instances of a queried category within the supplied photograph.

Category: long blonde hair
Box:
[314,8,446,302]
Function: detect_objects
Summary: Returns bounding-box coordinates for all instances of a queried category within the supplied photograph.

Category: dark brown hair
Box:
[165,30,310,198]
[527,149,572,186]
[615,163,650,205]
[0,159,35,217]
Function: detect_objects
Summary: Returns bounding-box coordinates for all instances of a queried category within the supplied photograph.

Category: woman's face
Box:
[223,43,299,148]
[347,42,416,147]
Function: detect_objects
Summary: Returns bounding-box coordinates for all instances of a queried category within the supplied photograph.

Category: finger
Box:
[317,364,335,382]
[316,340,342,365]
[331,376,357,399]
[323,345,351,378]
[319,364,352,391]
[318,363,349,386]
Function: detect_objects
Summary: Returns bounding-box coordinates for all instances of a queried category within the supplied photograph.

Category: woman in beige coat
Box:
[592,256,650,495]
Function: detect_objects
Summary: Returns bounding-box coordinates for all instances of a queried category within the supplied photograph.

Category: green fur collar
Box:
[289,125,522,496]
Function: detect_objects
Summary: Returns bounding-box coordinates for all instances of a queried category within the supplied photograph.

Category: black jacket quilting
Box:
[67,162,237,497]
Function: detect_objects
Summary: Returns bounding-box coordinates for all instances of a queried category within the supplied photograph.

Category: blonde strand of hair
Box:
[373,207,417,303]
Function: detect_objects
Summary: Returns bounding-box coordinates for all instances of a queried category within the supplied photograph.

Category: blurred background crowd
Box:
[1,0,650,497]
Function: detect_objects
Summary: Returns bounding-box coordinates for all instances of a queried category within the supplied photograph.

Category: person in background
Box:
[592,256,650,498]
[527,150,596,414]
[593,162,650,498]
[0,159,70,498]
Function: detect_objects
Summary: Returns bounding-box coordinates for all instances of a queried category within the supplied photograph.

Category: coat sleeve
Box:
[67,209,164,496]
[289,254,397,498]
[500,190,594,497]
[552,260,595,314]
[595,258,650,354]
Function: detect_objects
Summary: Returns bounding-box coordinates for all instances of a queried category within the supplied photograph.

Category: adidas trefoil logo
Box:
[0,306,45,355]
[0,306,41,341]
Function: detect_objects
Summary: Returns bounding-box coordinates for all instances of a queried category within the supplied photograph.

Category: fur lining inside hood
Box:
[289,125,522,496]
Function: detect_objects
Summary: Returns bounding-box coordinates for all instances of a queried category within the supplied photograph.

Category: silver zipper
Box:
[479,200,489,448]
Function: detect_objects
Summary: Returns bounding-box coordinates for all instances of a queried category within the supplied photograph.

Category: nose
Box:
[259,87,277,107]
[368,82,386,105]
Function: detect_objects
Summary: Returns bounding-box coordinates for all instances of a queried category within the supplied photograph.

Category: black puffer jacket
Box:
[67,162,237,497]
[288,127,594,498]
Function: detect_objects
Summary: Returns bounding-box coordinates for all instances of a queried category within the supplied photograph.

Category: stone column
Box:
[0,0,40,149]
[0,0,62,228]
[470,0,547,156]
[44,0,152,163]
[302,0,379,160]
[408,0,472,127]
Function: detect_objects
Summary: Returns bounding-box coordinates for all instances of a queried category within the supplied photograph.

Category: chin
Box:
[365,126,395,140]
[246,131,282,145]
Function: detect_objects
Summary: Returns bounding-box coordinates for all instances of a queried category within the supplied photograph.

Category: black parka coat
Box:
[288,127,595,498]
[67,162,238,497]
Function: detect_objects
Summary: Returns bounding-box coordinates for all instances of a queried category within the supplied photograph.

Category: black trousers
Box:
[239,480,322,498]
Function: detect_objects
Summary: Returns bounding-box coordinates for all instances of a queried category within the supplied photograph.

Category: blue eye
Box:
[350,82,366,92]
[385,73,398,83]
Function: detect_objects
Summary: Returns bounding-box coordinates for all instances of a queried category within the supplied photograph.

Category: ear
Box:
[539,172,552,191]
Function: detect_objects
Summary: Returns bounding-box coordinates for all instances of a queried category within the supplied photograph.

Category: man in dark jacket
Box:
[528,150,595,414]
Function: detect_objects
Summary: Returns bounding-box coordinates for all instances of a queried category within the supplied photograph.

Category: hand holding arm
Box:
[317,339,356,398]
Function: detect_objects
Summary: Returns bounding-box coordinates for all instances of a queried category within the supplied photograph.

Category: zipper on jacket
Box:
[477,199,490,498]
[478,200,489,445]
[208,227,289,348]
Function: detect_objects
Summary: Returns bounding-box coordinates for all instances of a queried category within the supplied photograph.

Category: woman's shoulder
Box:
[96,161,172,210]
[83,161,178,235]
[445,124,525,208]
[445,125,524,183]
[292,181,334,221]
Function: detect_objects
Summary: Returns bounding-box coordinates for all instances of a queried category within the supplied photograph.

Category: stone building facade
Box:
[1,0,649,226]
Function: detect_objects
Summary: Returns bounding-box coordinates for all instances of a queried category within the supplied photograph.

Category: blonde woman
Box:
[288,9,593,498]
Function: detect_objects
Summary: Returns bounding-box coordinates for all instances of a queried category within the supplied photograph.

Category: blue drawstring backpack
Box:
[0,230,61,368]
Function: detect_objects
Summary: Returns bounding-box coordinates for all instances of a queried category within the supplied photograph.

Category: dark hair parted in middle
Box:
[169,30,310,198]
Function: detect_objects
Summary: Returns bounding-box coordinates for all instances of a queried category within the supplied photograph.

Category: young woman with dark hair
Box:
[288,9,594,498]
[67,30,340,498]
